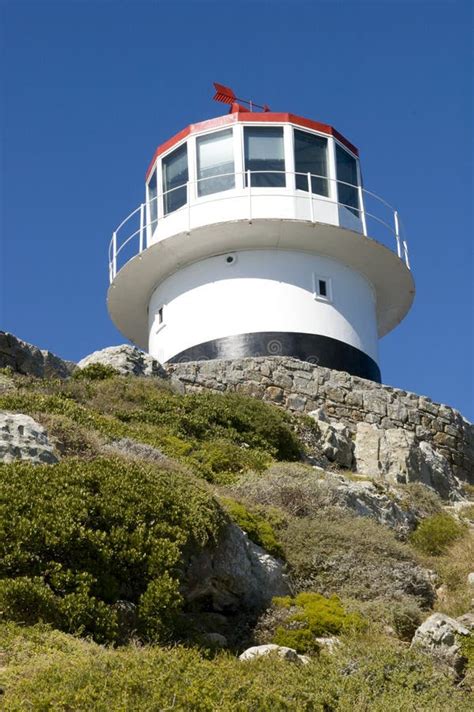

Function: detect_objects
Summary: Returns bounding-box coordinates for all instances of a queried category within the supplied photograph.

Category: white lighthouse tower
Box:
[107,84,414,382]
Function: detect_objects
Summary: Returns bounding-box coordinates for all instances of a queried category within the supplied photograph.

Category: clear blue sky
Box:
[1,0,473,419]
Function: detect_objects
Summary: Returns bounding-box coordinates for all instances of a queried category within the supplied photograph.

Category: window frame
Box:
[161,141,189,216]
[293,128,330,198]
[195,127,236,198]
[334,140,360,217]
[146,164,158,238]
[313,274,333,303]
[243,125,287,188]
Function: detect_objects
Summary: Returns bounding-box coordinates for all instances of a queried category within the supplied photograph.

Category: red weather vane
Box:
[213,82,270,112]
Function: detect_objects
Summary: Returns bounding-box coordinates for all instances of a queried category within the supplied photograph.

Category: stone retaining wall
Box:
[167,357,474,485]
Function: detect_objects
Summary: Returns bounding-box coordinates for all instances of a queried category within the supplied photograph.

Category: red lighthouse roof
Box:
[145,111,359,181]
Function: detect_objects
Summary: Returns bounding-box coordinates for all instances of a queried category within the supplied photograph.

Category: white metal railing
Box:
[108,170,410,283]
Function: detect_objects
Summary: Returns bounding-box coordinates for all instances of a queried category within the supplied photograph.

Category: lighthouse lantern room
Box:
[107,84,414,383]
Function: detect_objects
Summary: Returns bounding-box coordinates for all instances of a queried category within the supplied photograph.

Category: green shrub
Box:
[0,458,224,643]
[220,498,283,557]
[0,381,302,482]
[391,601,423,641]
[409,513,465,556]
[270,593,363,653]
[72,363,120,380]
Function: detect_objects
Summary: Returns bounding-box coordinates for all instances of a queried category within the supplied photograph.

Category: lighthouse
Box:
[107,84,414,383]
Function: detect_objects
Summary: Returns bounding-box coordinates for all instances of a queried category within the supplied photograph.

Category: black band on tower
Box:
[168,331,381,383]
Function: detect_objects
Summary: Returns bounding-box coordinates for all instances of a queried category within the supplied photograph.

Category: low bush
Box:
[220,498,283,558]
[270,592,363,653]
[36,413,103,459]
[72,363,120,380]
[400,482,444,518]
[279,511,435,608]
[409,513,465,556]
[0,458,224,643]
[232,462,334,517]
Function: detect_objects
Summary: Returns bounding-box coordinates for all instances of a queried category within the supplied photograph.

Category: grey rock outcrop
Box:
[329,475,418,535]
[239,644,309,664]
[234,466,418,536]
[0,332,75,379]
[183,523,290,613]
[78,344,167,378]
[353,423,462,499]
[308,409,353,468]
[411,613,470,675]
[0,412,58,464]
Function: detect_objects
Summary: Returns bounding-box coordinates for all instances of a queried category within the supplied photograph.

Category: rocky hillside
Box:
[0,332,473,710]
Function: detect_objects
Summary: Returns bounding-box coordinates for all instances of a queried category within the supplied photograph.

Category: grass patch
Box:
[0,622,470,711]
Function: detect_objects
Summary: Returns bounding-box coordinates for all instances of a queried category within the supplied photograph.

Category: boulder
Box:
[183,523,290,613]
[239,644,309,664]
[78,344,167,378]
[329,475,417,535]
[0,332,75,379]
[308,409,353,468]
[0,412,58,464]
[457,613,474,631]
[411,613,470,675]
[353,423,461,499]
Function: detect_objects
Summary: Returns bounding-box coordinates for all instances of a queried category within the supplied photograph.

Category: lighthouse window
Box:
[336,144,359,217]
[244,127,285,188]
[197,129,235,196]
[147,168,158,232]
[294,130,329,197]
[162,143,188,215]
[314,275,332,302]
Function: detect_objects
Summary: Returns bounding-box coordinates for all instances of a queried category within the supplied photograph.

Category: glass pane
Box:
[336,144,359,216]
[294,130,328,196]
[147,169,158,232]
[197,129,235,197]
[162,143,188,215]
[318,279,327,297]
[244,127,285,187]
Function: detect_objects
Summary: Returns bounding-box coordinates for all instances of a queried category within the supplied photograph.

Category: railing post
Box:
[394,210,401,258]
[139,203,145,253]
[358,186,368,236]
[187,182,191,234]
[307,173,314,223]
[112,231,117,280]
[403,241,410,269]
[247,170,252,223]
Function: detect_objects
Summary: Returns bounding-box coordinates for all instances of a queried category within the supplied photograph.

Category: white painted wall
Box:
[148,249,379,364]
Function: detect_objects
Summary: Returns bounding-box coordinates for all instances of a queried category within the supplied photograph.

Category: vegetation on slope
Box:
[0,370,473,708]
[0,622,470,712]
[0,374,302,482]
